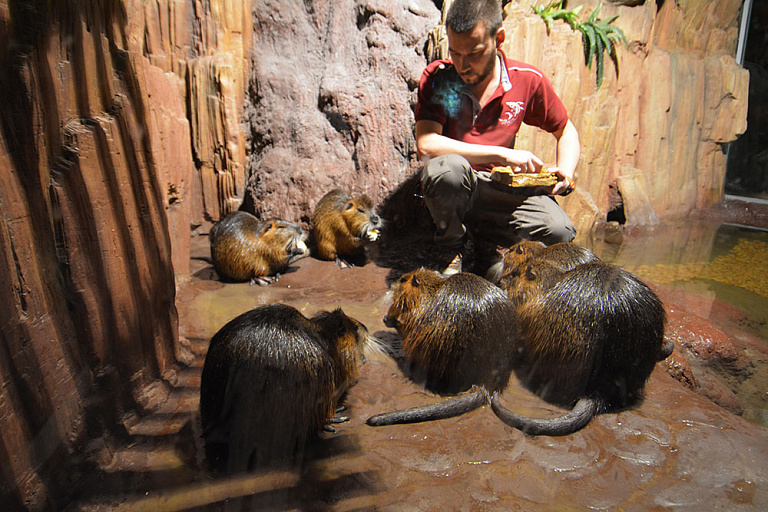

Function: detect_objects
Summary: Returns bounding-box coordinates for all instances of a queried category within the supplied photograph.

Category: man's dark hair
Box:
[445,0,503,37]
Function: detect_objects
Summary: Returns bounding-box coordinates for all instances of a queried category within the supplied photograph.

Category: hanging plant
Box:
[576,5,628,89]
[532,2,628,90]
[532,0,582,33]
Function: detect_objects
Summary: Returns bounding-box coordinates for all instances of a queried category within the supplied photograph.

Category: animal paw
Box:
[250,274,279,286]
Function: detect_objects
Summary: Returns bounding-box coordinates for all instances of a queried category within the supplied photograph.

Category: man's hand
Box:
[493,148,544,174]
[548,167,575,196]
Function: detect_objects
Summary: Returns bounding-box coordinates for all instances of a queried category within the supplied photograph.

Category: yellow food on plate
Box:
[490,165,559,187]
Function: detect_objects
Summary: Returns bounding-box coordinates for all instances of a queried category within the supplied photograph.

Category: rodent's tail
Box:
[490,392,598,436]
[366,386,487,426]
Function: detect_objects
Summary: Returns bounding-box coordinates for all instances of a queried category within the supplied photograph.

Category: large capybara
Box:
[209,211,309,285]
[492,260,673,436]
[311,189,383,267]
[367,268,518,426]
[199,303,368,472]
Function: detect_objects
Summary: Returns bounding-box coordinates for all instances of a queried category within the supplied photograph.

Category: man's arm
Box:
[415,120,544,173]
[550,119,580,196]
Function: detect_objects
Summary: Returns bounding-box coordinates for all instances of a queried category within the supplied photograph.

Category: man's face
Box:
[446,21,498,87]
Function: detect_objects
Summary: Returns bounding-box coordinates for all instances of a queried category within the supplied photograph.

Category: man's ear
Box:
[495,26,506,47]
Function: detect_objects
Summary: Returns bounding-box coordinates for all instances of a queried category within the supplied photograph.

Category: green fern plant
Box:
[532,1,582,34]
[532,2,628,90]
[576,5,628,89]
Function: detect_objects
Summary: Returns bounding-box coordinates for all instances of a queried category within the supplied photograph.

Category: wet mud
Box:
[72,227,768,511]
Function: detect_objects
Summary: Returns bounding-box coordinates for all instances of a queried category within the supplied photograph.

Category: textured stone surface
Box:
[506,0,749,226]
[0,1,249,509]
[0,0,758,510]
[240,0,437,223]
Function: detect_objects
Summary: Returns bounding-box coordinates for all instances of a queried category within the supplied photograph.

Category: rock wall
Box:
[240,0,438,222]
[0,0,752,509]
[506,0,749,232]
[239,0,748,232]
[0,1,250,509]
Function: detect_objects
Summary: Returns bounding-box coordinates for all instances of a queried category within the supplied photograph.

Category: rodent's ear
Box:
[410,275,420,287]
[515,244,525,254]
[344,201,355,211]
[525,265,538,281]
[260,220,277,236]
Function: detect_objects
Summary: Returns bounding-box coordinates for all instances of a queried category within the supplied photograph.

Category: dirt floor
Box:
[71,227,768,511]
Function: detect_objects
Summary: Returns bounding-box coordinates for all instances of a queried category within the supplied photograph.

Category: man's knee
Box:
[542,221,576,245]
[421,154,473,196]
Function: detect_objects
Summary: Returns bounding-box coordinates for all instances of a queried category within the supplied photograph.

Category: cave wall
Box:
[0,0,751,509]
[506,0,749,232]
[0,1,250,509]
[240,0,437,223]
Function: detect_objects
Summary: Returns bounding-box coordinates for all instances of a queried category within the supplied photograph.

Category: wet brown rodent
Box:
[492,260,673,436]
[199,303,368,473]
[498,241,601,305]
[209,211,309,285]
[311,189,383,267]
[367,268,518,426]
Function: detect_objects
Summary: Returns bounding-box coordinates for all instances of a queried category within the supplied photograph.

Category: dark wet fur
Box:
[199,304,367,473]
[494,260,670,436]
[367,270,518,426]
[209,211,308,282]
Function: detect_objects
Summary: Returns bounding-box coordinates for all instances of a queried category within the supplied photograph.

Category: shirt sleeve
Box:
[523,74,569,133]
[414,62,449,125]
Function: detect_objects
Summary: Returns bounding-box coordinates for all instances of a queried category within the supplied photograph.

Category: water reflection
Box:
[585,221,768,341]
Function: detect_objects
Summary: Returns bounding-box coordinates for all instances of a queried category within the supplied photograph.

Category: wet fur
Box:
[312,189,383,264]
[199,304,368,472]
[367,269,518,426]
[496,259,672,436]
[209,211,308,283]
[499,241,601,307]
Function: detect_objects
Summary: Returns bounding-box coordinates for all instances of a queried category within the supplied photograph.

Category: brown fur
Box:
[499,241,601,306]
[367,268,518,426]
[200,304,368,473]
[312,189,382,264]
[210,211,308,283]
[491,260,672,435]
[384,268,517,395]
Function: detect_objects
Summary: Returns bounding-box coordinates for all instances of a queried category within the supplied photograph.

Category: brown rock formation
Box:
[506,0,749,228]
[240,0,438,223]
[0,1,250,508]
[0,0,757,509]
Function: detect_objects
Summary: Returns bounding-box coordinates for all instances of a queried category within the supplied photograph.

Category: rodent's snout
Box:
[383,315,397,329]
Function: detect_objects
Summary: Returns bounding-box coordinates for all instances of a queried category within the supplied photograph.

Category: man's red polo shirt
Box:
[414,50,569,172]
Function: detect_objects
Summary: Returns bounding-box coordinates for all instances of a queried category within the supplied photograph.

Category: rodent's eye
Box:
[357,207,365,213]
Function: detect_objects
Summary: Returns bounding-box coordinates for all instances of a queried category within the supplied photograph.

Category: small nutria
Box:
[311,189,383,267]
[492,261,674,436]
[367,268,518,426]
[209,211,309,285]
[199,303,368,472]
[498,241,601,305]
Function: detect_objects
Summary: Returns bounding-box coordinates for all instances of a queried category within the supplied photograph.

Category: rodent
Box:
[367,268,518,426]
[311,189,383,267]
[498,240,601,305]
[199,303,369,472]
[492,260,673,436]
[209,211,309,285]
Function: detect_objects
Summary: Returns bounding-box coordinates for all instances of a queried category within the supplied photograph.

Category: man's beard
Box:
[460,51,497,86]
